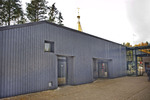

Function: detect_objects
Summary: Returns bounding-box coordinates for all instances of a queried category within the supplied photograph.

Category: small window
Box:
[44,41,54,52]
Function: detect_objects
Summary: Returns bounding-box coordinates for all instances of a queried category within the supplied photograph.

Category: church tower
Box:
[77,8,82,32]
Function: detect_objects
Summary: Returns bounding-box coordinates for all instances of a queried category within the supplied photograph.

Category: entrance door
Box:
[145,62,150,73]
[93,59,99,79]
[58,56,67,86]
[98,62,108,78]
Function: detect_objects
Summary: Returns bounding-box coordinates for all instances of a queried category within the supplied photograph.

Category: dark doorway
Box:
[58,56,68,86]
[93,59,109,79]
[145,62,150,73]
[98,62,108,78]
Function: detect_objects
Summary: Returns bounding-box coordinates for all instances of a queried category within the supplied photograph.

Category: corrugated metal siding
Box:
[0,22,126,98]
[107,43,126,77]
[1,24,57,98]
[67,56,74,85]
[0,31,2,97]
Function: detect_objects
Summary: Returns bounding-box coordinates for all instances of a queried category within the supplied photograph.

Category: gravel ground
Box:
[1,74,150,100]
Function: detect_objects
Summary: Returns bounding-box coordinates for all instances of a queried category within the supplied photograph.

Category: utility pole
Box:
[133,33,136,46]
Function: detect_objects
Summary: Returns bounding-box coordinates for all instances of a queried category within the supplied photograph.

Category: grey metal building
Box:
[0,21,127,98]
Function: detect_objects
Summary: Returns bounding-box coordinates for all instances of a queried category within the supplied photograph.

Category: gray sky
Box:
[126,0,150,45]
[22,0,150,45]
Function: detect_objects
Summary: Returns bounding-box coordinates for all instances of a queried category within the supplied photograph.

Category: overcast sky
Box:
[22,0,150,45]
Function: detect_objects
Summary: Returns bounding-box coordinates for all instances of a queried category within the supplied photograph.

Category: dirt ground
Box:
[1,74,150,100]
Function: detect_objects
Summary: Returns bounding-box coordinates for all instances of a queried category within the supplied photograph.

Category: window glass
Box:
[44,41,54,52]
[45,43,51,52]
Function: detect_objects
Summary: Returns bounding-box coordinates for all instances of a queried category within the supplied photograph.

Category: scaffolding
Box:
[126,45,150,76]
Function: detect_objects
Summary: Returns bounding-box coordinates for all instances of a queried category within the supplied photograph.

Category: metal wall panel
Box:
[0,24,57,98]
[67,56,74,85]
[0,31,2,97]
[0,22,126,98]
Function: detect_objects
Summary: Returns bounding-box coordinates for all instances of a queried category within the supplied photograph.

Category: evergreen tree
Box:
[57,12,63,25]
[16,15,26,24]
[13,1,26,25]
[48,3,64,25]
[0,0,24,26]
[26,0,48,22]
[48,3,58,23]
[0,0,5,26]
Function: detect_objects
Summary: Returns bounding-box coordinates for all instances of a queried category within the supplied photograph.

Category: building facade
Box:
[143,57,150,72]
[0,21,126,98]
